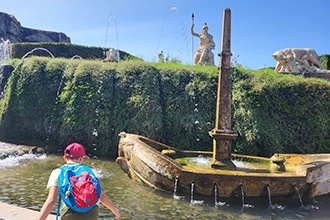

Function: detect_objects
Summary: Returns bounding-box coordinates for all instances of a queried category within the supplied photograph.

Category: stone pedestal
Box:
[209,129,237,169]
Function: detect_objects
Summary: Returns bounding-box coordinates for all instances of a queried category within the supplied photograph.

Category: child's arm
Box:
[100,191,121,219]
[37,186,58,220]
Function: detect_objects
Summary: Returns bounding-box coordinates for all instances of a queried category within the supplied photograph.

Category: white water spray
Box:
[104,13,119,62]
[190,182,204,205]
[0,142,46,169]
[156,7,190,63]
[0,38,12,63]
[173,177,185,200]
[21,47,55,59]
[214,183,227,207]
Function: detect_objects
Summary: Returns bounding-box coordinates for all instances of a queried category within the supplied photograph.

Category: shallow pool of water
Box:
[0,143,330,219]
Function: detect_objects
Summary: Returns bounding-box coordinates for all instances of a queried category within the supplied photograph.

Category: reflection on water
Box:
[0,143,330,219]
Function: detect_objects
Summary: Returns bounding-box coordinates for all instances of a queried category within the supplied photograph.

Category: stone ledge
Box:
[0,202,55,220]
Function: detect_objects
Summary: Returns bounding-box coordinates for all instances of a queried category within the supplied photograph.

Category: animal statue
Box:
[272,48,321,73]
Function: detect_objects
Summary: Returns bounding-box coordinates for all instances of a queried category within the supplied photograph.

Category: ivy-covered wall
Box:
[0,58,216,156]
[232,68,330,156]
[1,57,330,157]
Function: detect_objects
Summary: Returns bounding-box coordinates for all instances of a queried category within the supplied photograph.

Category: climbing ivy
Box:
[2,58,330,157]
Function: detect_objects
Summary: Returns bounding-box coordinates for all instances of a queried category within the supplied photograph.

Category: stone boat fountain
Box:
[116,8,330,200]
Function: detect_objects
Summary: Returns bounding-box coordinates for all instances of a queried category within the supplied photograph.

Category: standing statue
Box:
[103,48,120,62]
[158,50,164,63]
[191,23,215,65]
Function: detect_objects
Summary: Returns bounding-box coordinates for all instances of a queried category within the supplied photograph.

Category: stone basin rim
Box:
[116,132,330,198]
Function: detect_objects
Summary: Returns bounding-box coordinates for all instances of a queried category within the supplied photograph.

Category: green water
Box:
[1,155,329,219]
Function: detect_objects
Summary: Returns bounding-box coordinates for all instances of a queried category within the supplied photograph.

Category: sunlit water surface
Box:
[0,142,330,219]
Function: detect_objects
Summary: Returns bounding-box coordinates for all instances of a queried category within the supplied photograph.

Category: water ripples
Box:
[0,150,329,219]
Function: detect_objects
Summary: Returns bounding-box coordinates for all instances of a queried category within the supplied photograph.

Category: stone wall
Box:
[0,12,70,43]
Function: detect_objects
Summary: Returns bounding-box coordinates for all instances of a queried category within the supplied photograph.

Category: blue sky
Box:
[2,0,330,69]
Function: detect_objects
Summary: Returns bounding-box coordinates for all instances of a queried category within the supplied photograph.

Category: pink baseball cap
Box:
[64,142,90,159]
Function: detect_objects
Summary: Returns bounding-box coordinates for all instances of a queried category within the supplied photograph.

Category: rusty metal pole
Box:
[209,8,237,169]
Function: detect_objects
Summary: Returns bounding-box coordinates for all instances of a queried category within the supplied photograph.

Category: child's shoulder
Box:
[50,167,62,176]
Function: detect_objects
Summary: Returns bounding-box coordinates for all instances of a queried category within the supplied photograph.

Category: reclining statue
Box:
[191,23,215,66]
[272,48,321,73]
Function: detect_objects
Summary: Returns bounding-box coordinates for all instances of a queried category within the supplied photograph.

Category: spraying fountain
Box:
[0,39,13,91]
[103,13,120,63]
[116,8,330,201]
[0,38,12,63]
[156,7,189,64]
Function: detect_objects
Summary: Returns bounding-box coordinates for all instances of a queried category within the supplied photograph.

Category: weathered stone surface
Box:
[0,201,55,220]
[0,12,70,43]
[273,48,330,74]
[117,132,330,198]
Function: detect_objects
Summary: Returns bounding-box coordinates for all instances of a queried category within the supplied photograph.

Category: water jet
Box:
[156,6,189,64]
[173,177,184,200]
[104,13,119,62]
[0,39,12,63]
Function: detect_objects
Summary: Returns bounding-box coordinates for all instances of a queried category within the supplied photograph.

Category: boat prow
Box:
[116,132,330,199]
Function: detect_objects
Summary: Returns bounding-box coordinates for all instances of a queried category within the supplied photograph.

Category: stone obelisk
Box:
[209,8,237,169]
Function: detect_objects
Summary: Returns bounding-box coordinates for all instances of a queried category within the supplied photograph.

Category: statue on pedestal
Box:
[191,23,215,65]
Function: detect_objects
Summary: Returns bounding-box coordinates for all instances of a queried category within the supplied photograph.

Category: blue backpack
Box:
[56,164,101,218]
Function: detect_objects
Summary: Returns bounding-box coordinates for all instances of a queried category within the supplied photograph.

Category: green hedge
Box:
[11,42,140,61]
[1,57,330,157]
[0,58,217,156]
[319,54,330,70]
[232,67,330,155]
